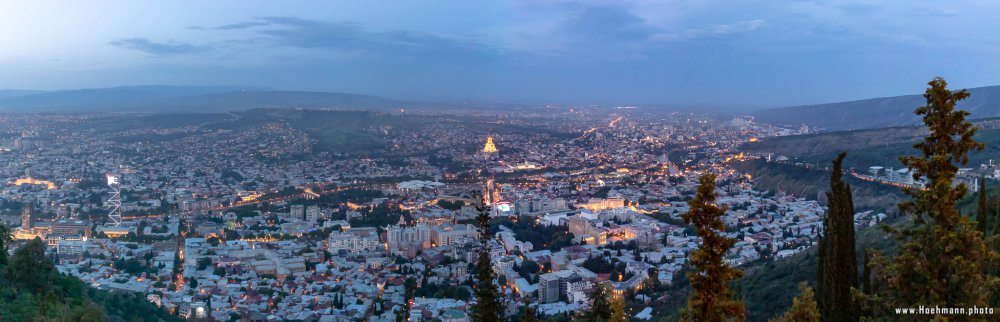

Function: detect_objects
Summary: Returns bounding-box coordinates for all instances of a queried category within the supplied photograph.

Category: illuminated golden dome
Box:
[482,135,498,153]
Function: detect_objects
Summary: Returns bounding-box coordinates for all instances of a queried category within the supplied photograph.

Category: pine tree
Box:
[610,293,628,322]
[582,283,612,322]
[771,283,820,322]
[681,173,745,322]
[867,77,999,319]
[817,152,858,321]
[470,203,503,322]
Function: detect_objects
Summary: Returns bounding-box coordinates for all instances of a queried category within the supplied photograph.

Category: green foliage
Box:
[581,283,612,322]
[0,224,9,265]
[741,117,1000,169]
[738,225,894,322]
[770,283,819,322]
[610,294,627,322]
[731,159,906,213]
[437,199,465,211]
[681,173,745,322]
[977,176,989,234]
[817,153,859,321]
[414,282,471,301]
[491,216,574,252]
[349,204,402,228]
[7,237,56,292]
[866,77,1000,320]
[520,300,542,322]
[196,257,213,270]
[471,203,504,322]
[741,248,820,322]
[516,260,541,280]
[0,235,178,321]
[113,257,146,276]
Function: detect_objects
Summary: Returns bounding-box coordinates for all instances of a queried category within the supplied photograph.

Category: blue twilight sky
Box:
[1,0,999,108]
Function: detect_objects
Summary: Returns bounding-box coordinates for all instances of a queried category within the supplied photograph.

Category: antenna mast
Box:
[106,173,122,226]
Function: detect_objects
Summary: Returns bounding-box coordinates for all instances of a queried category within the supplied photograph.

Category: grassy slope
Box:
[740,221,898,322]
[732,159,908,213]
[741,118,1000,169]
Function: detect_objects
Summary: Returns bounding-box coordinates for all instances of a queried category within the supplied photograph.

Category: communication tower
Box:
[106,173,122,226]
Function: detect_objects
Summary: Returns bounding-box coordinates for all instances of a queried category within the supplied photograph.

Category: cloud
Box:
[555,4,658,42]
[109,38,209,55]
[651,19,766,42]
[204,16,500,60]
[214,21,273,30]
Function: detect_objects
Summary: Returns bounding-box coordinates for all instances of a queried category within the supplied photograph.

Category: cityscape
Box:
[1,1,1000,322]
[1,105,994,321]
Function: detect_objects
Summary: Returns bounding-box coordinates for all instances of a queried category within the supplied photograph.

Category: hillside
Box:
[753,85,1000,130]
[212,109,436,154]
[740,118,1000,170]
[0,237,179,322]
[653,220,899,322]
[0,85,409,113]
[0,89,46,99]
[731,159,908,213]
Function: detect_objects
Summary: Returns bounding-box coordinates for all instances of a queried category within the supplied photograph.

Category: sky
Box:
[1,0,999,108]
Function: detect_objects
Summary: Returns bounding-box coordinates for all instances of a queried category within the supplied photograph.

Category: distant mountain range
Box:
[0,85,408,113]
[753,84,1000,131]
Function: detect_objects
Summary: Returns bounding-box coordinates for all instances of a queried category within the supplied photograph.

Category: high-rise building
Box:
[430,224,479,247]
[385,223,433,252]
[328,227,381,253]
[484,178,497,205]
[290,205,305,219]
[305,205,321,222]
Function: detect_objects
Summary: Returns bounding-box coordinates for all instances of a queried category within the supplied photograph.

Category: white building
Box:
[328,227,382,253]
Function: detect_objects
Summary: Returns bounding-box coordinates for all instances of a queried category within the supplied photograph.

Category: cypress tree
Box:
[817,152,858,321]
[402,276,416,321]
[995,206,1000,237]
[470,203,503,322]
[860,249,871,295]
[0,224,9,265]
[977,175,988,234]
[681,173,745,322]
[868,77,999,318]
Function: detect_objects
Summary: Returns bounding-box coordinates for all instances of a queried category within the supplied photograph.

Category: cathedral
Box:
[481,135,498,153]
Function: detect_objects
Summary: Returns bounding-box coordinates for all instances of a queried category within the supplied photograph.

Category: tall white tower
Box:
[106,173,122,226]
